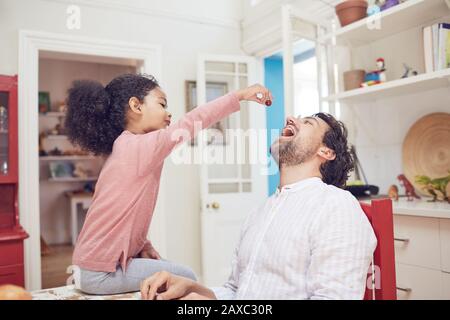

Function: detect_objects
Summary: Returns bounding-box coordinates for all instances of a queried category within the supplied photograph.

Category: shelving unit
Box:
[39,155,96,161]
[317,0,450,301]
[39,107,100,184]
[0,74,28,287]
[324,67,450,102]
[47,177,98,183]
[45,135,68,140]
[321,0,450,103]
[319,0,450,46]
[39,112,66,118]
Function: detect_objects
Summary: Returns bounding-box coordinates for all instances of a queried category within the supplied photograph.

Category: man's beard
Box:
[271,138,318,167]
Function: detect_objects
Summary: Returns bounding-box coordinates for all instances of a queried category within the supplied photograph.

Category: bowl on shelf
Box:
[335,0,368,27]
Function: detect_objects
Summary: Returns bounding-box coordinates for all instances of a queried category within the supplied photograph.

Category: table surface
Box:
[360,196,450,219]
[32,285,141,300]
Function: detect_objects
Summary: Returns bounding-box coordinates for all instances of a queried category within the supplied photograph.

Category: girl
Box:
[66,73,272,295]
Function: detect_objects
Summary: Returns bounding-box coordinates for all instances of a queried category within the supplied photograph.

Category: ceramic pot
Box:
[343,69,366,90]
[335,0,368,27]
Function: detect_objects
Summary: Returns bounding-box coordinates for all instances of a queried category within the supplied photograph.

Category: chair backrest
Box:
[360,198,397,300]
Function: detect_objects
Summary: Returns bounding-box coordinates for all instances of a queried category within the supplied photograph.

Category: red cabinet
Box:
[0,75,28,287]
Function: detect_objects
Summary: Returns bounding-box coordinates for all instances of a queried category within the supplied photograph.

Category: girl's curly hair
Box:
[65,74,159,156]
[313,112,355,189]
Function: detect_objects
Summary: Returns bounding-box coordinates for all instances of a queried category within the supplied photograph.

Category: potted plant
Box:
[335,0,368,27]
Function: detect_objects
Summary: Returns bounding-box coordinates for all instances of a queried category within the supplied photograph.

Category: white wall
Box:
[0,0,244,276]
[338,16,450,195]
[38,58,136,108]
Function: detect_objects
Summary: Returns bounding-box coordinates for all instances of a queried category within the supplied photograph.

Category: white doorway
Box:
[18,30,163,290]
[37,54,138,289]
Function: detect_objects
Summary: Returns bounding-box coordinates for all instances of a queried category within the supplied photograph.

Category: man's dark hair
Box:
[313,112,354,189]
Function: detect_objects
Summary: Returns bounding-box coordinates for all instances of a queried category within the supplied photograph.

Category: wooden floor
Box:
[41,244,74,289]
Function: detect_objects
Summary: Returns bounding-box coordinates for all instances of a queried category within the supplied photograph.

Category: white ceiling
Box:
[290,0,341,20]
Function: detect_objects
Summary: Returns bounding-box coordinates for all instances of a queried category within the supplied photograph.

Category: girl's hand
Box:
[140,242,161,260]
[140,271,195,300]
[235,84,273,106]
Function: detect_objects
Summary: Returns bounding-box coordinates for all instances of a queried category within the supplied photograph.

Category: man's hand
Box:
[140,271,195,300]
[139,242,161,260]
[235,84,273,106]
[140,271,217,300]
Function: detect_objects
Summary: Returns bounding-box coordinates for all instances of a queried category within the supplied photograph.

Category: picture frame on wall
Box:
[38,91,51,114]
[185,80,229,146]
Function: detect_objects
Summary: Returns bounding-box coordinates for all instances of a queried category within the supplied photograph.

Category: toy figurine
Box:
[58,102,67,113]
[415,173,450,202]
[380,0,399,11]
[367,0,381,16]
[83,181,96,193]
[388,184,399,201]
[397,174,421,201]
[401,63,419,78]
[48,147,63,156]
[361,58,387,87]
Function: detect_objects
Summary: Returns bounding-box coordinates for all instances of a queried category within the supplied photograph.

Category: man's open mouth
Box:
[281,125,297,137]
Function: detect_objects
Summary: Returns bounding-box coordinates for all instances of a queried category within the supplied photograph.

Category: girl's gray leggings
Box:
[77,258,197,295]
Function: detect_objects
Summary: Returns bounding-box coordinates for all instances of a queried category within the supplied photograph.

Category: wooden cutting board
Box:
[403,112,450,195]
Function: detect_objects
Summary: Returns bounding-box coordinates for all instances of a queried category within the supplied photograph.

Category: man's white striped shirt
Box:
[212,177,377,300]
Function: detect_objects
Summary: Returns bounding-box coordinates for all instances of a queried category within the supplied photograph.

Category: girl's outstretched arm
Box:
[134,84,272,175]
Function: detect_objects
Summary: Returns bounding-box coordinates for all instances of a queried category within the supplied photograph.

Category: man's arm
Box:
[306,192,377,300]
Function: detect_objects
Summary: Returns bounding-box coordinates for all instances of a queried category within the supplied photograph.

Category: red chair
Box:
[360,198,397,300]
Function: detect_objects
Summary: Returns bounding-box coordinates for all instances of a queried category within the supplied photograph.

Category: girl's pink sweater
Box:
[72,93,240,272]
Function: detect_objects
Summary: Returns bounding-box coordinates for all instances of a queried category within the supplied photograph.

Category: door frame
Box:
[18,30,163,290]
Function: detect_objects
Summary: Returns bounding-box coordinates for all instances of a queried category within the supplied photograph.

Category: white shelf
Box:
[319,0,450,46]
[45,135,68,140]
[48,177,97,182]
[39,112,66,117]
[40,156,96,161]
[323,68,450,102]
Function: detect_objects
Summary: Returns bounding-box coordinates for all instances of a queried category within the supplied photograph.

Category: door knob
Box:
[206,202,220,209]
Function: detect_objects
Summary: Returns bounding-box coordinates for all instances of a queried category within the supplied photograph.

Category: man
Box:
[140,113,377,300]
